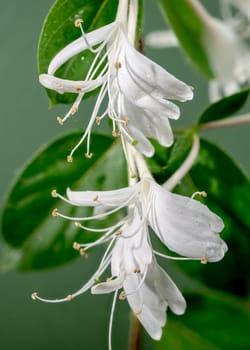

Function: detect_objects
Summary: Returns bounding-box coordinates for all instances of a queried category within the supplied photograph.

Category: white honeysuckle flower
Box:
[222,0,250,20]
[39,19,193,159]
[92,257,186,340]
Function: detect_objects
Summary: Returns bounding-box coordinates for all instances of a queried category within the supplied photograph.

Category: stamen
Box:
[75,86,82,92]
[57,116,64,125]
[67,155,73,163]
[52,208,59,217]
[80,248,88,258]
[192,191,207,199]
[119,291,126,300]
[66,294,73,301]
[74,18,83,27]
[51,189,57,198]
[123,116,129,126]
[134,309,142,315]
[153,250,201,261]
[106,277,112,282]
[96,116,101,125]
[201,256,208,264]
[115,230,122,236]
[74,222,82,228]
[115,61,122,69]
[92,195,99,202]
[85,152,93,159]
[71,106,78,114]
[73,242,81,250]
[134,268,141,273]
[31,292,37,300]
[108,290,118,350]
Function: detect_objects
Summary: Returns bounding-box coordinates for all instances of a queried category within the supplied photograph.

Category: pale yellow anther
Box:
[201,256,208,264]
[75,86,82,92]
[51,189,57,198]
[119,291,126,301]
[71,106,78,114]
[66,294,73,301]
[112,131,121,138]
[123,116,129,126]
[74,222,81,228]
[92,195,99,202]
[74,18,83,27]
[52,208,59,217]
[73,242,81,250]
[106,277,112,282]
[115,230,122,236]
[31,292,37,300]
[200,191,207,197]
[80,248,88,258]
[57,116,63,125]
[115,61,122,69]
[85,152,93,159]
[134,268,141,273]
[95,117,101,125]
[134,309,142,315]
[67,155,73,163]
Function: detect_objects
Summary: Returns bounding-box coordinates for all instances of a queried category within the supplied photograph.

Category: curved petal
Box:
[148,180,227,262]
[48,22,117,74]
[91,273,124,294]
[66,183,139,208]
[111,209,152,275]
[117,33,193,103]
[39,74,107,94]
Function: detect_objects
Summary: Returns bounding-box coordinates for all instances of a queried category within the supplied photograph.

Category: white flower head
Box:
[39,18,193,159]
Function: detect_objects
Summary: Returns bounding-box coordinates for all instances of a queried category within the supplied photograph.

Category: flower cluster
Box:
[35,0,227,348]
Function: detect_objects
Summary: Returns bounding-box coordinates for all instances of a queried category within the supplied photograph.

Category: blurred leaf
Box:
[155,289,250,350]
[147,131,194,184]
[38,0,119,105]
[158,0,214,78]
[175,139,250,297]
[198,89,250,125]
[1,132,126,270]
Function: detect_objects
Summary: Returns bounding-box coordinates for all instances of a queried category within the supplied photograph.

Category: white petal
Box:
[91,274,124,294]
[111,208,152,275]
[117,34,193,102]
[39,74,106,94]
[148,180,227,262]
[66,183,139,208]
[48,22,117,74]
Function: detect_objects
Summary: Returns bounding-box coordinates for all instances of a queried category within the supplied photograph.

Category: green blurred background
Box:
[0,0,249,349]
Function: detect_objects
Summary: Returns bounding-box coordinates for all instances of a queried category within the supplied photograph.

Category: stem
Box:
[128,313,142,350]
[199,113,250,131]
[164,134,200,191]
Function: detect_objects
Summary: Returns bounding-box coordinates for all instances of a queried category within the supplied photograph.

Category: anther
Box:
[115,61,122,69]
[119,291,126,301]
[123,116,129,126]
[200,191,207,197]
[52,208,59,217]
[57,116,63,125]
[85,152,93,159]
[115,230,122,236]
[66,294,73,301]
[51,189,57,198]
[95,117,101,125]
[74,222,81,228]
[201,256,208,264]
[74,18,83,27]
[73,242,81,250]
[75,86,82,92]
[67,155,73,163]
[134,268,141,273]
[80,248,88,258]
[106,277,112,282]
[31,292,37,300]
[71,106,78,114]
[92,195,99,202]
[134,309,142,315]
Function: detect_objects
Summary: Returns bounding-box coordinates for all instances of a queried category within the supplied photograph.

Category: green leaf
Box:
[1,132,126,270]
[175,139,250,297]
[198,89,250,125]
[38,0,119,106]
[155,289,250,350]
[158,0,214,78]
